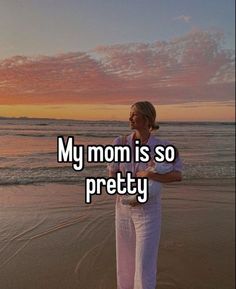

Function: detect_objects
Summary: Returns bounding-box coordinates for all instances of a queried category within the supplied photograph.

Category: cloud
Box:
[173,15,192,23]
[0,30,234,106]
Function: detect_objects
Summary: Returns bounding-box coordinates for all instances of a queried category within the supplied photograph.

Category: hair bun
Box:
[152,123,159,130]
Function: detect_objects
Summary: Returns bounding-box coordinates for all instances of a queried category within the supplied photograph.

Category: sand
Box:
[0,179,235,289]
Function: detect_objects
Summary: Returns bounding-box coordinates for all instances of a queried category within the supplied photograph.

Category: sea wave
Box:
[0,163,234,186]
[0,120,234,186]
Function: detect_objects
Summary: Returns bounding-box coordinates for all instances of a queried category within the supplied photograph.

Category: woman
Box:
[108,101,183,289]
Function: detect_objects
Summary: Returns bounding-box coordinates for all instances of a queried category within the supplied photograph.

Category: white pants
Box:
[115,196,161,289]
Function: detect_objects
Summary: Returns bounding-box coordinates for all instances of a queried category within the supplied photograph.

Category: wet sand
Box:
[0,179,235,289]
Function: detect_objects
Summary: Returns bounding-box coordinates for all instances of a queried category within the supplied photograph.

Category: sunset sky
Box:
[0,0,235,121]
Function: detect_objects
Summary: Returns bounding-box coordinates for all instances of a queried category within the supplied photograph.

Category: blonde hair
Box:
[131,101,159,130]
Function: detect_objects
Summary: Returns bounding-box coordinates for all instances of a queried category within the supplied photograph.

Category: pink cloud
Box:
[0,30,234,105]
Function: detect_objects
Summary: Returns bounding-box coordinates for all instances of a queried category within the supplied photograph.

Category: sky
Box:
[0,0,235,121]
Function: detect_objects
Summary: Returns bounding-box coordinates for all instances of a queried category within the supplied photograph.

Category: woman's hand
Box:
[136,171,150,178]
[136,170,182,183]
[129,198,141,207]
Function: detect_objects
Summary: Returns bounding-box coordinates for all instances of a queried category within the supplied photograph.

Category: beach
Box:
[0,119,235,289]
[0,178,234,289]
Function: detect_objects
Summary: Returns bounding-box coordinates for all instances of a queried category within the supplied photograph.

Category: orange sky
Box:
[0,102,234,121]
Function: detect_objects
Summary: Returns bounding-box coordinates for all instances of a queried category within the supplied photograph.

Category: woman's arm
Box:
[136,170,182,183]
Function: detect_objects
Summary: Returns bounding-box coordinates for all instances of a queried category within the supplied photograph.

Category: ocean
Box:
[0,118,235,185]
[0,119,235,185]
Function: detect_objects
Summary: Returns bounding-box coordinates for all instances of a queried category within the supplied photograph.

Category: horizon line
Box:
[0,116,235,124]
